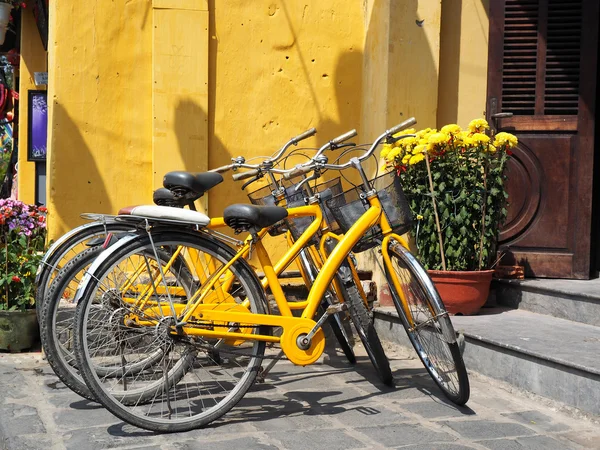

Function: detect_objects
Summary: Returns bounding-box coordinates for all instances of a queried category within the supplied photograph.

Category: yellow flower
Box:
[388,147,403,161]
[393,128,416,139]
[458,131,475,147]
[488,144,497,153]
[440,124,462,135]
[494,132,518,148]
[412,144,427,155]
[408,153,425,165]
[380,143,393,160]
[416,214,424,220]
[471,133,490,145]
[468,118,489,134]
[402,154,411,165]
[428,132,449,146]
[416,128,436,139]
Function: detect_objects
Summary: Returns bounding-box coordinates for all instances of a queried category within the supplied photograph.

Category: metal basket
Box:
[283,177,343,243]
[325,171,413,253]
[247,183,290,236]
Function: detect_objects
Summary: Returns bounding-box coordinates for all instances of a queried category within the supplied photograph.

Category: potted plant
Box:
[0,1,25,45]
[0,198,46,351]
[381,119,517,314]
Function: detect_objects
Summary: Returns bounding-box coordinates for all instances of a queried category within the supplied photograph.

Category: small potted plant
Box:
[381,119,517,314]
[0,198,46,351]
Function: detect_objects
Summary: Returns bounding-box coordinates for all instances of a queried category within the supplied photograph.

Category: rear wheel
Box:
[337,269,393,385]
[385,240,469,405]
[73,230,268,432]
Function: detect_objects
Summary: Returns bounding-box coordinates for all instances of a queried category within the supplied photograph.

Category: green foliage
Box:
[399,143,511,271]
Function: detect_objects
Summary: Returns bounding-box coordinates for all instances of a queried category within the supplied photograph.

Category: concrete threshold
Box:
[374,306,600,417]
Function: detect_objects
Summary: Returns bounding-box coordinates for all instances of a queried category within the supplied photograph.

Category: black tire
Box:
[40,244,196,403]
[386,240,470,405]
[337,271,393,385]
[40,246,104,401]
[73,230,268,432]
[36,221,135,317]
[297,249,356,364]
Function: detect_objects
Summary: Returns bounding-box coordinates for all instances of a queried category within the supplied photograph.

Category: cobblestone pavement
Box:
[1,342,599,450]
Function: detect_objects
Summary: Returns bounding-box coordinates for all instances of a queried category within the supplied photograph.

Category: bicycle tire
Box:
[36,221,135,317]
[385,240,470,405]
[337,271,393,385]
[73,229,268,432]
[41,244,196,402]
[297,249,356,364]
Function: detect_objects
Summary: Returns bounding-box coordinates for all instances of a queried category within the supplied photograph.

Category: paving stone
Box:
[0,435,54,450]
[325,403,408,427]
[439,420,537,440]
[0,404,46,436]
[285,386,376,408]
[398,444,479,450]
[478,435,576,450]
[357,423,456,447]
[53,405,119,432]
[249,409,337,432]
[398,399,477,419]
[173,437,278,450]
[63,424,159,449]
[501,410,570,433]
[267,429,365,450]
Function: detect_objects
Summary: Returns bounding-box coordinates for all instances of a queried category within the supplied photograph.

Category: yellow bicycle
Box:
[71,117,469,432]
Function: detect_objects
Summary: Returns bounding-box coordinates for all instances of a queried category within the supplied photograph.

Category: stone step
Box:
[373,306,600,417]
[492,278,600,327]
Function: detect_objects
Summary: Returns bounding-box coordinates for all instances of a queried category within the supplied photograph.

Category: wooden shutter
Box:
[497,0,584,130]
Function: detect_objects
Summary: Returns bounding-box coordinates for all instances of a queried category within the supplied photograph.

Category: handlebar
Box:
[387,117,417,136]
[283,165,314,181]
[291,127,317,145]
[331,129,357,146]
[232,169,260,182]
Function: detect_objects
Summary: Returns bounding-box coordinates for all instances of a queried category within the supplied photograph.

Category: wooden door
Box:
[487,0,599,279]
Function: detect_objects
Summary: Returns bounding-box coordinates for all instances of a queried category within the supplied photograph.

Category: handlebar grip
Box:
[210,165,232,174]
[291,127,317,144]
[388,117,417,135]
[232,169,260,182]
[331,129,358,145]
[283,165,313,180]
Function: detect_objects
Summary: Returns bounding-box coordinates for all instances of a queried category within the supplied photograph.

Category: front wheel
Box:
[385,240,470,405]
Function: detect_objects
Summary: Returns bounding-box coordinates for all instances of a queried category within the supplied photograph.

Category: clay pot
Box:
[427,269,494,315]
[0,309,39,352]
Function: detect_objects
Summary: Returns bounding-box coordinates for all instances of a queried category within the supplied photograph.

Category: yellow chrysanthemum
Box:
[494,132,518,149]
[402,154,411,165]
[488,144,497,153]
[408,153,425,165]
[440,124,462,135]
[388,147,402,161]
[412,144,427,155]
[380,143,393,160]
[416,214,424,220]
[416,127,436,139]
[471,133,490,145]
[393,128,416,139]
[428,132,449,146]
[457,131,475,147]
[468,118,489,134]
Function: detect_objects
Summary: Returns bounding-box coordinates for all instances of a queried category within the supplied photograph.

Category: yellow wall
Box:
[34,0,489,246]
[17,8,47,204]
[437,0,490,127]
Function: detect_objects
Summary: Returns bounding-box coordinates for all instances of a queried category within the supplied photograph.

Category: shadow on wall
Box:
[49,103,112,235]
[174,98,210,173]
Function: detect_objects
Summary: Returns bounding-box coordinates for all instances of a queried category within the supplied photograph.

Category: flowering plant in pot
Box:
[0,1,26,45]
[0,198,47,351]
[381,119,517,314]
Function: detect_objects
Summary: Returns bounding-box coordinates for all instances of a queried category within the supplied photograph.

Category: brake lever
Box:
[241,175,262,191]
[386,133,416,144]
[294,171,320,193]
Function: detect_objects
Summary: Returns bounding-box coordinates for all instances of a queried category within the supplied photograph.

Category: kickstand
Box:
[256,350,284,383]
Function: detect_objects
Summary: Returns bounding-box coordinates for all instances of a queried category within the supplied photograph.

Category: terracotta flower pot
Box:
[427,269,494,315]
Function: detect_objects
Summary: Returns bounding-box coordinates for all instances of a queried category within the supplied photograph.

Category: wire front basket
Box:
[325,171,413,253]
